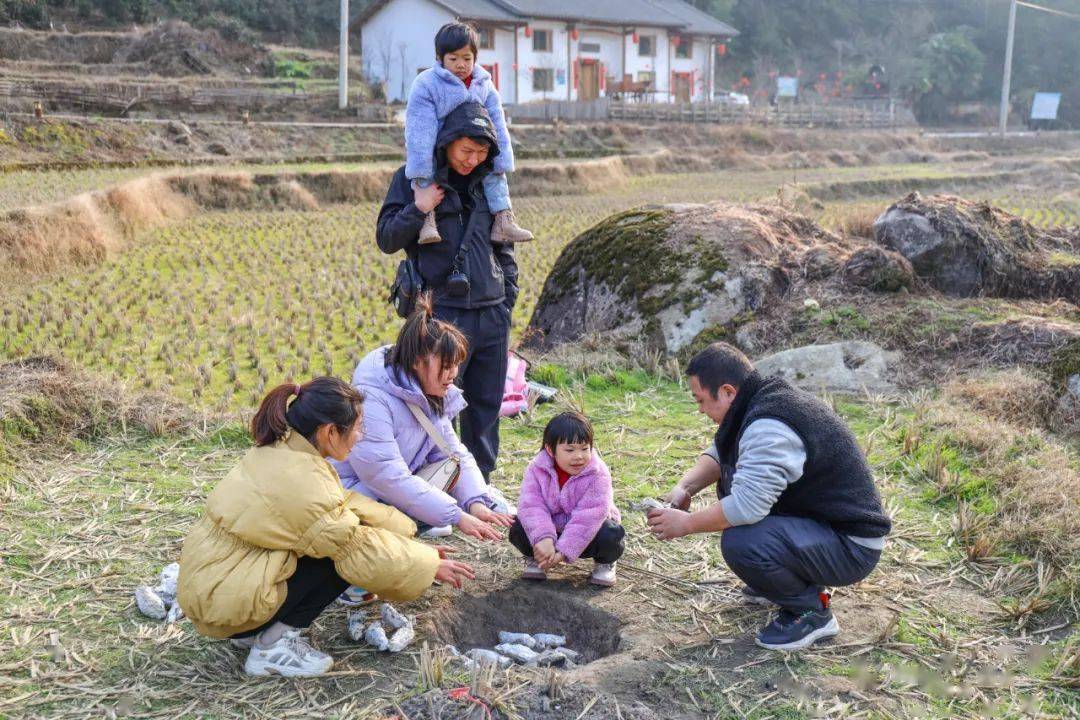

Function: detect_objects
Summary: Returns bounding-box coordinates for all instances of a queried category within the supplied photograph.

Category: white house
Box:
[353,0,738,104]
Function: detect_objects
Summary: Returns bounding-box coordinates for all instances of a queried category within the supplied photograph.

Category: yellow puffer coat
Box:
[177,429,440,638]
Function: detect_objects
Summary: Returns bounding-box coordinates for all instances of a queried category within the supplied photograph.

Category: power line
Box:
[1015,0,1080,20]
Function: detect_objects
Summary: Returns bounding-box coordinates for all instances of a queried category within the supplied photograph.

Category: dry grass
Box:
[944,368,1060,427]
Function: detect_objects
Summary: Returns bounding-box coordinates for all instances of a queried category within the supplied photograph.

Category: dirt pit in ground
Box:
[426,584,623,664]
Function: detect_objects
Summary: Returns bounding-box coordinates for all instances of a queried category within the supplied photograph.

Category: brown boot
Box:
[491,209,534,243]
[419,211,442,245]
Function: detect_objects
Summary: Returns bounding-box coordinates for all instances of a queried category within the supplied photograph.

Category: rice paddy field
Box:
[1,141,1078,719]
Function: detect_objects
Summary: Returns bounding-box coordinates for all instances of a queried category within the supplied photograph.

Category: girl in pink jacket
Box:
[509,412,624,587]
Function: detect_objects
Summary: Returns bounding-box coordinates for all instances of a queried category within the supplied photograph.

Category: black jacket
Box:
[714,372,892,538]
[376,101,518,311]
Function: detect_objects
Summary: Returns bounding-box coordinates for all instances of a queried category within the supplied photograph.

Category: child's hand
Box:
[533,537,556,563]
[468,502,515,528]
[435,558,476,589]
[432,545,457,559]
[539,552,565,571]
[457,512,502,541]
[414,183,445,213]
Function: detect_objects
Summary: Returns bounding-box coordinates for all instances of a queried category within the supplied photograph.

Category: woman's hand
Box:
[414,183,445,214]
[469,502,514,528]
[432,545,457,559]
[435,558,476,589]
[457,512,502,541]
[538,551,565,571]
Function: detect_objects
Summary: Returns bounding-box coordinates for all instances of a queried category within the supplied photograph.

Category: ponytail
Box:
[387,292,468,380]
[251,376,364,447]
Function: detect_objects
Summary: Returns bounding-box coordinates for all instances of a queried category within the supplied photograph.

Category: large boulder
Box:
[755,341,899,395]
[524,202,850,355]
[873,192,1080,302]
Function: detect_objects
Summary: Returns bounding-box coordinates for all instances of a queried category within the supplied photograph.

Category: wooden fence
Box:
[608,99,910,128]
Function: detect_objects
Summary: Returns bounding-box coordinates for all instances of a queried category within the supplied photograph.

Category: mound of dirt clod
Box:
[0,356,194,449]
[524,201,909,356]
[112,20,269,77]
[873,192,1080,303]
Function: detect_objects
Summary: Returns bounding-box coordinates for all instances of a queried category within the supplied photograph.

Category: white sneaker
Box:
[336,586,378,607]
[589,562,617,587]
[419,525,453,539]
[521,558,547,581]
[486,486,517,515]
[244,630,334,678]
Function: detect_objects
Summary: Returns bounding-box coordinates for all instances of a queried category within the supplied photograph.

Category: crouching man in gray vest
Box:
[648,342,890,651]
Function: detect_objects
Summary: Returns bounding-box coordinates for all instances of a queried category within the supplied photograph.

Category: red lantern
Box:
[524,26,532,38]
[571,28,579,41]
[716,43,726,56]
[818,72,826,81]
[671,35,681,48]
[631,31,639,44]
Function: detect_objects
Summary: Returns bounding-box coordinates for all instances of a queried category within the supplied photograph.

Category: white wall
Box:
[361,0,452,102]
[476,26,517,103]
[513,21,574,104]
[575,27,623,99]
[670,37,712,101]
[622,27,671,101]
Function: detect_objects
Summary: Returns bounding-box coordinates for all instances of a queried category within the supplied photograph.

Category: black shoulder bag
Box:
[388,252,423,319]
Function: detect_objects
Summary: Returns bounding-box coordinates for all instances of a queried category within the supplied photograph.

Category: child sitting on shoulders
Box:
[510,411,624,587]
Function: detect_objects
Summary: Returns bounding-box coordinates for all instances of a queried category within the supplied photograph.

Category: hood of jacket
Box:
[353,345,467,419]
[433,100,499,183]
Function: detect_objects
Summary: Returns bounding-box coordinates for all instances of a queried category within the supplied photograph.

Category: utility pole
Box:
[339,0,349,109]
[998,0,1017,137]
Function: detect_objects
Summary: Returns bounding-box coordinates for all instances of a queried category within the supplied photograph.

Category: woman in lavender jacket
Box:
[333,298,513,552]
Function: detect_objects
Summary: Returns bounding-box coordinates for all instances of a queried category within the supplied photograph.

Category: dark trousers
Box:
[232,556,350,639]
[509,517,626,564]
[720,515,882,612]
[433,303,510,476]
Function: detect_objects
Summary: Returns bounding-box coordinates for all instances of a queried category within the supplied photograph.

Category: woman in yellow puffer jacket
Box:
[177,376,475,678]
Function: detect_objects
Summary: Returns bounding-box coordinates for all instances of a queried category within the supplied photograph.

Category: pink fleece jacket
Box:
[516,449,621,562]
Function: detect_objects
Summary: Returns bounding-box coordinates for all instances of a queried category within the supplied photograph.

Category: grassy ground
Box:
[0,367,1076,719]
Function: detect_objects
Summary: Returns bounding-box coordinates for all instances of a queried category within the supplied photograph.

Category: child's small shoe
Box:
[521,558,547,581]
[491,209,533,243]
[589,562,616,587]
[419,211,442,244]
[336,586,378,607]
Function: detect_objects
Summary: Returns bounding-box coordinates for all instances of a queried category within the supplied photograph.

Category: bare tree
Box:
[399,42,409,100]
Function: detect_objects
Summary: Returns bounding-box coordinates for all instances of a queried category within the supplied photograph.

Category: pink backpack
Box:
[500,351,529,418]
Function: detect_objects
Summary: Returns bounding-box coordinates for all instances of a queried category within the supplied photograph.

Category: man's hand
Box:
[532,537,555,564]
[457,512,501,541]
[662,486,692,511]
[414,183,445,214]
[469,502,515,528]
[646,507,694,541]
[538,551,565,571]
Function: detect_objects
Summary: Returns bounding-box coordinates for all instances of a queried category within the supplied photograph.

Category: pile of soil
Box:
[874,192,1080,302]
[112,20,269,77]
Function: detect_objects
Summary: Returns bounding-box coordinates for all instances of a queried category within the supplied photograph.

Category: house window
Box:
[533,29,552,52]
[580,42,601,53]
[533,68,554,92]
[675,38,691,59]
[638,34,655,57]
[636,71,655,86]
[478,26,494,50]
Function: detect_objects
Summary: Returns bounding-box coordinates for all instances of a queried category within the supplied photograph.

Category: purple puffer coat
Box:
[333,346,491,527]
[517,449,621,562]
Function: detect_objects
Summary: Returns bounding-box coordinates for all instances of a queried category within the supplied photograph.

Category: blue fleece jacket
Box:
[405,63,514,181]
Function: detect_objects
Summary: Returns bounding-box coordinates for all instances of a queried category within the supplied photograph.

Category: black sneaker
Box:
[740,585,776,607]
[755,608,839,650]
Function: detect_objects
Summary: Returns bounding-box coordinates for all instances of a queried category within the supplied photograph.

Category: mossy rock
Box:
[873,192,1080,302]
[525,201,848,355]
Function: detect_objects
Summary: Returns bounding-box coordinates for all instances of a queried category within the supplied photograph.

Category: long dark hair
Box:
[251,376,364,447]
[386,293,468,414]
